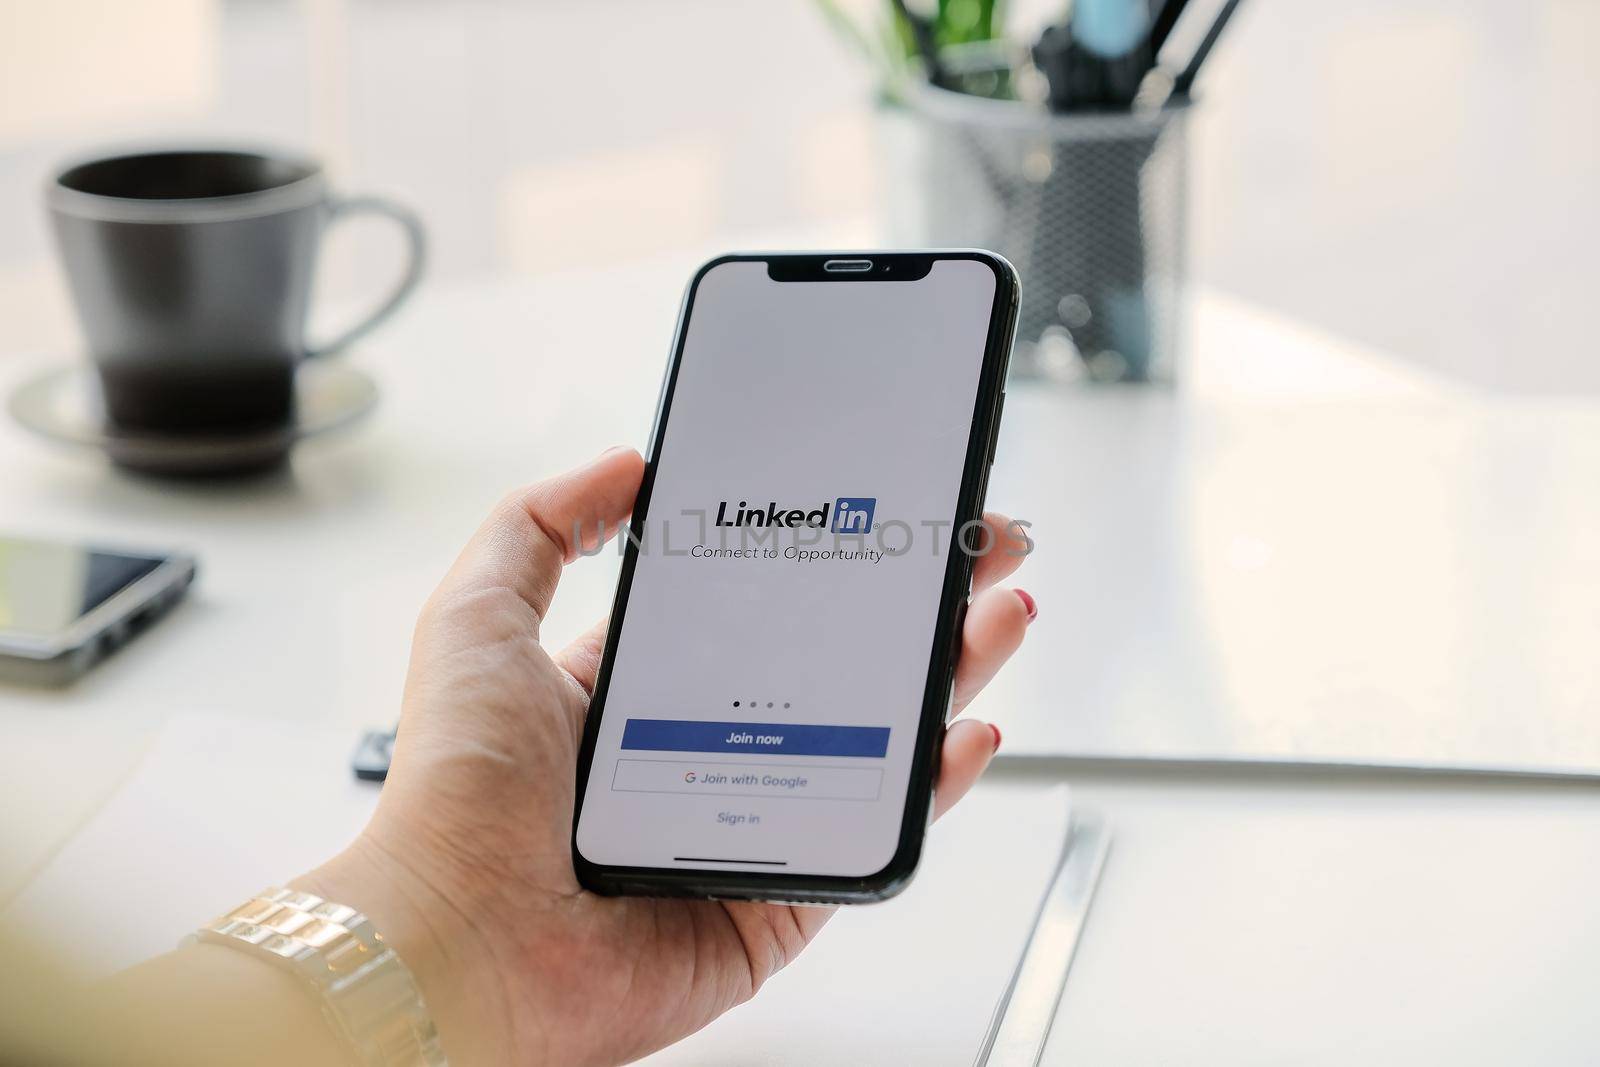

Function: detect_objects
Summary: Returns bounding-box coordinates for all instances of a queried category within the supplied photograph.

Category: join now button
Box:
[619,719,890,758]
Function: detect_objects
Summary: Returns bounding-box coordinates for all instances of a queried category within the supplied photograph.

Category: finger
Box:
[439,447,644,629]
[970,512,1032,594]
[931,718,1001,821]
[951,586,1034,717]
[555,615,610,694]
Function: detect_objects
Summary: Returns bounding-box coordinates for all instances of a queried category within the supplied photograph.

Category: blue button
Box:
[620,718,890,758]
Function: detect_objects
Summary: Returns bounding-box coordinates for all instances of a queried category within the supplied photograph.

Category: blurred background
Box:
[5,4,1600,1059]
[3,0,1597,391]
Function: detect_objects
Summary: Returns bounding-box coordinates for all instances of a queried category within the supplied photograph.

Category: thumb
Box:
[439,447,644,630]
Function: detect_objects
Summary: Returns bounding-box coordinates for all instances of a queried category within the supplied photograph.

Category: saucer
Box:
[8,360,378,476]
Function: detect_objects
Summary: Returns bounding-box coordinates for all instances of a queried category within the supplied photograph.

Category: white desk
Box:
[4,258,1599,1062]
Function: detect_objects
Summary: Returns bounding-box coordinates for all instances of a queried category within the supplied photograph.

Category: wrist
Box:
[97,940,354,1067]
[293,834,517,1066]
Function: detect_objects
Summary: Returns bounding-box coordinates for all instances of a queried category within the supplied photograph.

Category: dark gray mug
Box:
[47,148,424,433]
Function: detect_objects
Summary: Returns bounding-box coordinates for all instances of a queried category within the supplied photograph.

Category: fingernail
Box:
[600,445,630,457]
[1015,588,1037,621]
[988,723,1003,751]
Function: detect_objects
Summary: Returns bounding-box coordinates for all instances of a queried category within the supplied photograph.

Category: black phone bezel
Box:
[571,250,1019,904]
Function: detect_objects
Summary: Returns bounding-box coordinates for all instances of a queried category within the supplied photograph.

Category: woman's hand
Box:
[300,447,1035,1066]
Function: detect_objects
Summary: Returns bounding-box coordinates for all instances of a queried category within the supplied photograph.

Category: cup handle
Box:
[305,195,426,358]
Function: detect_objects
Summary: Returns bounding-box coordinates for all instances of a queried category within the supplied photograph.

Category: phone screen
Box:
[0,539,165,637]
[575,257,1003,880]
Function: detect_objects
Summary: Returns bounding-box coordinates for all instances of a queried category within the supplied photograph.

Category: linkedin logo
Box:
[712,495,878,532]
[831,497,876,534]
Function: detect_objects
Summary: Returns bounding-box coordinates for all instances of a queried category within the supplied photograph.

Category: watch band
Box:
[193,887,446,1066]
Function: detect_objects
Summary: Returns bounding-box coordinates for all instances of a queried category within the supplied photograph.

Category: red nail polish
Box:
[989,723,1002,750]
[1015,588,1037,621]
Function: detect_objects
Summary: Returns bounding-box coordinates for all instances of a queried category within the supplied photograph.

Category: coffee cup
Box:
[47,147,424,434]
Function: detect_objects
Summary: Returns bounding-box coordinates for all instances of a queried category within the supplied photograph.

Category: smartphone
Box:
[571,250,1019,904]
[0,536,196,685]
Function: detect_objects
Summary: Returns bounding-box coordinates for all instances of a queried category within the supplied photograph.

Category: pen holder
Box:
[888,86,1191,384]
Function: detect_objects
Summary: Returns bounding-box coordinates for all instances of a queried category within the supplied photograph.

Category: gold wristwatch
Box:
[193,887,446,1066]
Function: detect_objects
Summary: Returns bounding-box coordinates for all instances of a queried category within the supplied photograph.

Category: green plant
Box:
[815,0,1009,101]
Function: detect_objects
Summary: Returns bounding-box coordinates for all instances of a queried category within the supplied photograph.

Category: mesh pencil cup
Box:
[889,85,1191,384]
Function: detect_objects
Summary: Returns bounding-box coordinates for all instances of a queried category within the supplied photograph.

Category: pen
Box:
[1147,0,1192,58]
[890,0,947,89]
[1173,0,1244,96]
[1074,0,1152,109]
[1034,0,1151,112]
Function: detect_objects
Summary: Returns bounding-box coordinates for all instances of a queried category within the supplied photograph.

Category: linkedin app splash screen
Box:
[576,260,997,877]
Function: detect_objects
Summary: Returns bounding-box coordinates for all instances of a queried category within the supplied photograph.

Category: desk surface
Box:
[3,257,1598,1062]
